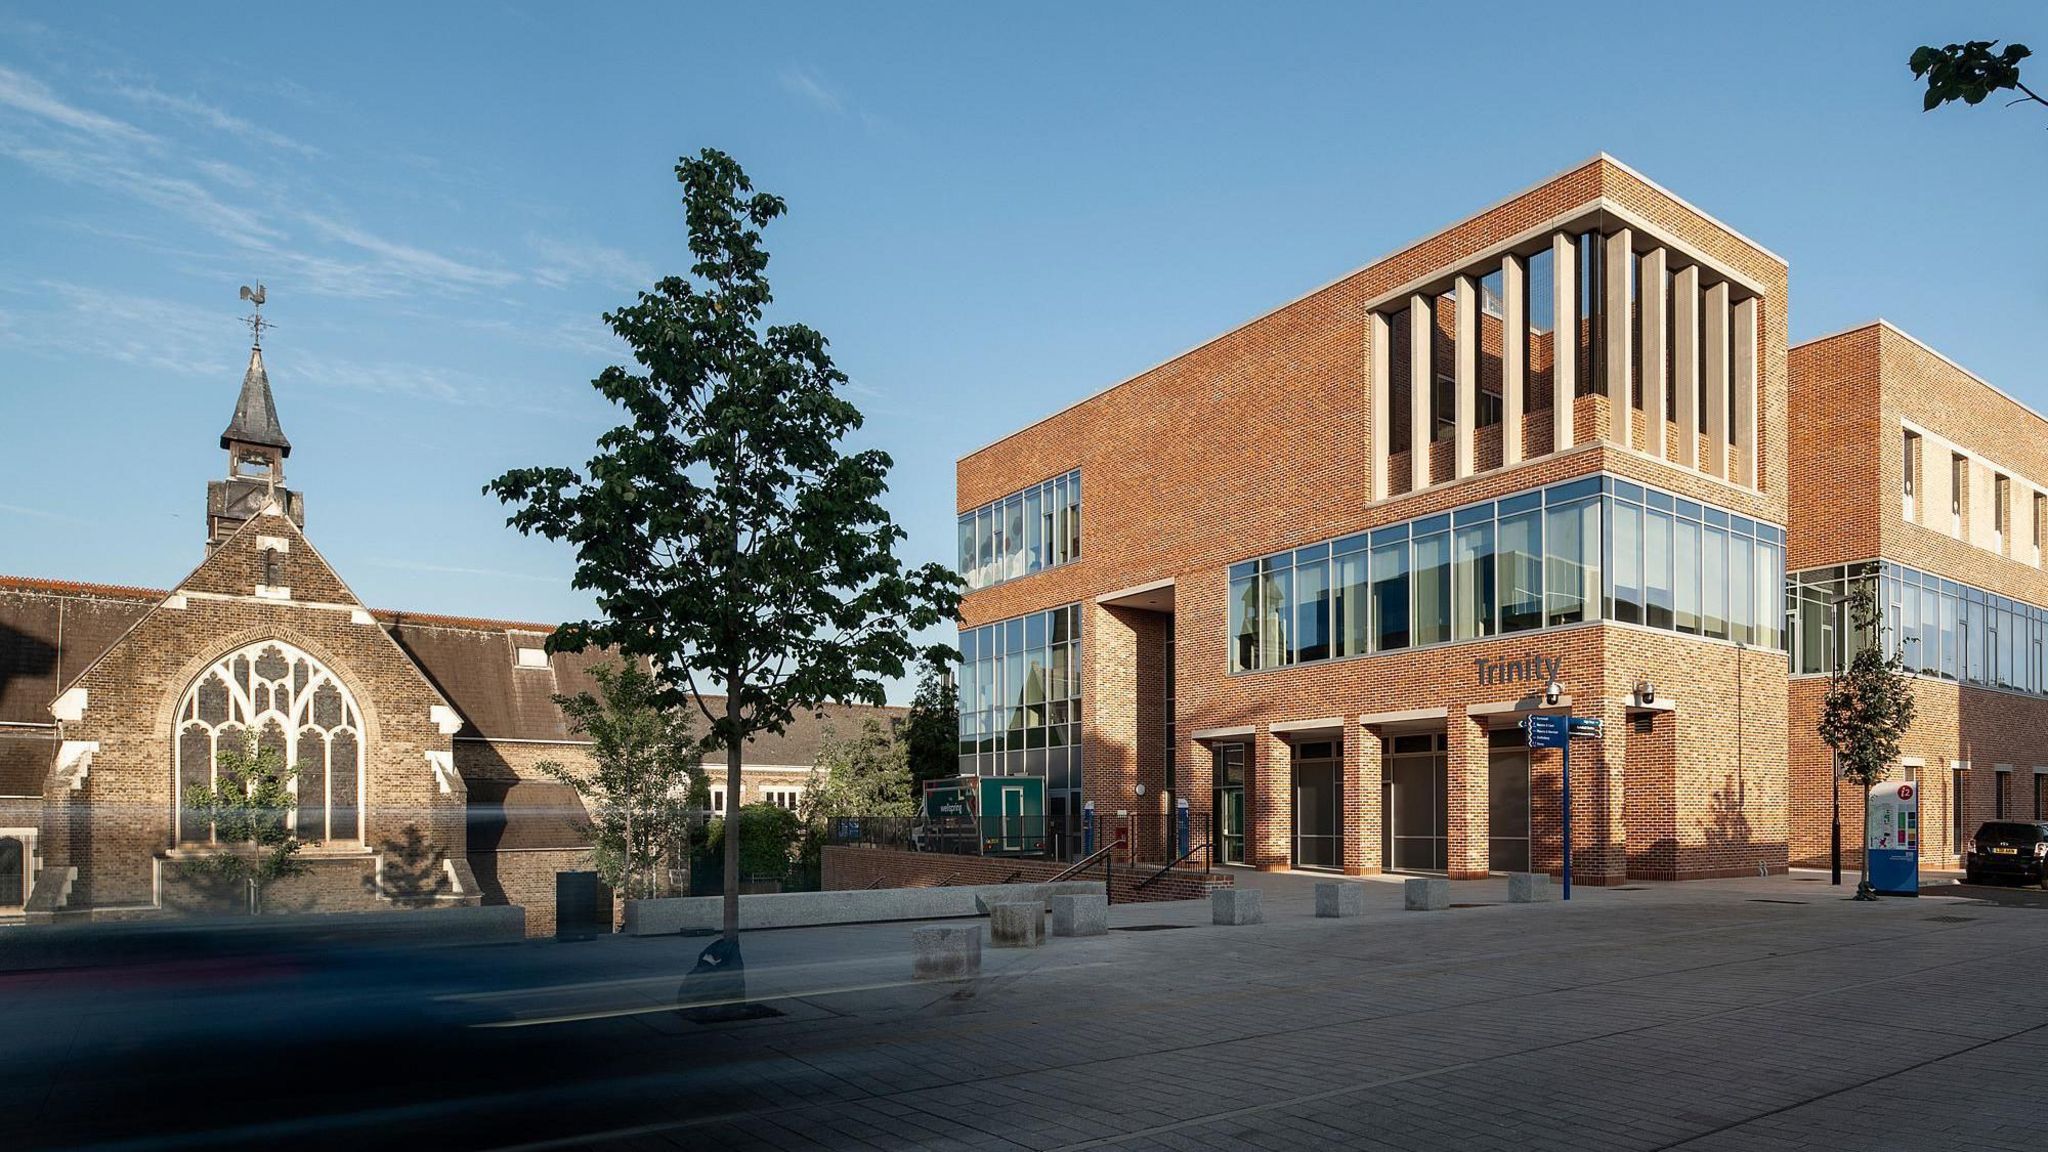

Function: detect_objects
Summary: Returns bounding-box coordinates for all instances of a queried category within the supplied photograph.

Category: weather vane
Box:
[238,282,271,348]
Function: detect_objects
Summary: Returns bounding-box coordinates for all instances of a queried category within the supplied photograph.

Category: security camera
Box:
[1544,680,1563,706]
[1636,679,1656,705]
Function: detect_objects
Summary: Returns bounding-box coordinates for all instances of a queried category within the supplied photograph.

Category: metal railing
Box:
[1136,839,1214,891]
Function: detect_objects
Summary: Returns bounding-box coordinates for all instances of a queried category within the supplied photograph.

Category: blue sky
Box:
[1,4,2043,702]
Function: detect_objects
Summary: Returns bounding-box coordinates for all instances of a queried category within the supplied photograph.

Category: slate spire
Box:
[221,343,291,457]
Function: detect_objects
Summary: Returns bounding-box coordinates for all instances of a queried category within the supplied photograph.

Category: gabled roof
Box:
[221,345,290,456]
[0,571,907,758]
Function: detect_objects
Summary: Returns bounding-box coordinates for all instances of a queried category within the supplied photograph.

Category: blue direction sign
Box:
[1522,713,1569,748]
[1568,716,1605,739]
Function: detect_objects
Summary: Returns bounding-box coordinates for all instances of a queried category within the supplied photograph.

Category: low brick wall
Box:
[822,845,1230,903]
[622,880,1106,935]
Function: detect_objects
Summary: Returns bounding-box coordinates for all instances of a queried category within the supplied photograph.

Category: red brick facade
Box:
[959,156,1793,884]
[1787,323,2048,871]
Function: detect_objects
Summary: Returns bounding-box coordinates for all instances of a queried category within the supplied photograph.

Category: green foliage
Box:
[175,734,307,912]
[1910,40,2042,113]
[537,660,704,900]
[802,717,917,820]
[485,147,963,939]
[901,656,961,788]
[1818,584,1918,789]
[705,803,802,883]
[1819,583,1919,897]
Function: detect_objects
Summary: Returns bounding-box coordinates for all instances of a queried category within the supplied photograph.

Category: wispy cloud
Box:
[288,350,493,405]
[0,279,239,377]
[0,63,154,144]
[777,66,845,115]
[775,64,896,136]
[527,234,654,292]
[107,80,320,156]
[0,64,522,301]
[299,210,521,292]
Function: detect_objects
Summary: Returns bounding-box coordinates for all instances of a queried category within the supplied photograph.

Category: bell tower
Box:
[206,284,304,551]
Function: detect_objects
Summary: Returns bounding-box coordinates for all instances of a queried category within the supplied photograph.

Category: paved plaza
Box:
[10,871,2048,1150]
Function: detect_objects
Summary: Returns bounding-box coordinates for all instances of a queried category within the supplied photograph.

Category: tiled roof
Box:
[0,573,908,764]
[466,778,592,851]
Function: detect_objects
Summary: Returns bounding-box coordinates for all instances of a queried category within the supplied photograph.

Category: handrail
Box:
[1047,837,1123,883]
[1000,869,1023,884]
[1136,841,1214,890]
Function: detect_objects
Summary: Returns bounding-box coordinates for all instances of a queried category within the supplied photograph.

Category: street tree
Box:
[1910,40,2043,117]
[803,717,918,820]
[175,734,308,914]
[537,659,704,901]
[488,149,961,980]
[900,655,961,788]
[1818,583,1919,901]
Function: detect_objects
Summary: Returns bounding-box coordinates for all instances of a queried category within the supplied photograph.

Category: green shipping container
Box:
[921,774,1046,856]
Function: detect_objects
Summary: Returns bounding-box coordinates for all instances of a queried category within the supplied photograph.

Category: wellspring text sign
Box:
[1474,653,1560,688]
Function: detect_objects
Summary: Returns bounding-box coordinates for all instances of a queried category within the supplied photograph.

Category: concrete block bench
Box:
[1507,872,1554,902]
[1404,877,1450,911]
[1315,881,1366,918]
[1212,887,1262,925]
[1051,893,1108,937]
[911,925,981,980]
[988,901,1045,947]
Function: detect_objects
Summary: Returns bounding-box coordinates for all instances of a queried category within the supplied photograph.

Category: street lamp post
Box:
[1830,592,1845,887]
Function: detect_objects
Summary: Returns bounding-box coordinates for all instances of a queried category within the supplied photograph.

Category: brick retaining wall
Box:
[822,845,1230,903]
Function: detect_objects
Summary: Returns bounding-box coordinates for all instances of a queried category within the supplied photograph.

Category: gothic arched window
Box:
[174,641,364,846]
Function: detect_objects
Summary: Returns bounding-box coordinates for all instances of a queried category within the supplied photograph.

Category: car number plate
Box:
[1993,846,2019,855]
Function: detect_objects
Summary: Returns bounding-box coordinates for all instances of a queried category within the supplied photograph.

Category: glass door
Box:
[1213,742,1248,865]
[1217,788,1246,864]
[1387,733,1449,871]
[1487,748,1531,873]
[1000,786,1025,853]
[1292,740,1342,870]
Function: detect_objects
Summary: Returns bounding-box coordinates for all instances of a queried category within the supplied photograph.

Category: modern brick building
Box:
[1787,321,2048,871]
[0,342,897,931]
[954,153,2032,885]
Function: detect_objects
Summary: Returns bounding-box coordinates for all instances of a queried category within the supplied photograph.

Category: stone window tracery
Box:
[174,640,363,846]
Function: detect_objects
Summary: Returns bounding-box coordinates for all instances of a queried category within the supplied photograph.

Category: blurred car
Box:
[1963,821,2048,887]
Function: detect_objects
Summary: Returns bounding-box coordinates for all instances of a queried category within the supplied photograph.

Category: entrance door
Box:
[1292,740,1342,870]
[1000,786,1025,853]
[1212,742,1248,865]
[1488,747,1531,873]
[1386,733,1449,871]
[1217,788,1246,864]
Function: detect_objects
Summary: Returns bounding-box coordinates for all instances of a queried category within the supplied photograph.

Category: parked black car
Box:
[1964,821,2048,887]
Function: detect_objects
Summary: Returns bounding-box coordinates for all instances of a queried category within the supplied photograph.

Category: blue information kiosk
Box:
[1866,780,1919,896]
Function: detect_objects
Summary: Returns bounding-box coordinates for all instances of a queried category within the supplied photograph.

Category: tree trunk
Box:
[1858,786,1871,895]
[722,691,743,942]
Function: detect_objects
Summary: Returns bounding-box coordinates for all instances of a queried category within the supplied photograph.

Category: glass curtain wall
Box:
[958,470,1082,590]
[957,605,1084,808]
[1229,475,1784,674]
[1791,561,2048,696]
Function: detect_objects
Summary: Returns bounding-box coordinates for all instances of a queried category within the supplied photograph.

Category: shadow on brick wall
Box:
[367,824,450,907]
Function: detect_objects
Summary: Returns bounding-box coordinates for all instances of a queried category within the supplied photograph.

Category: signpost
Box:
[1522,711,1602,900]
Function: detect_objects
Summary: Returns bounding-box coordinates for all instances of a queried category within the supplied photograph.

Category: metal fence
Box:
[823,809,1214,866]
